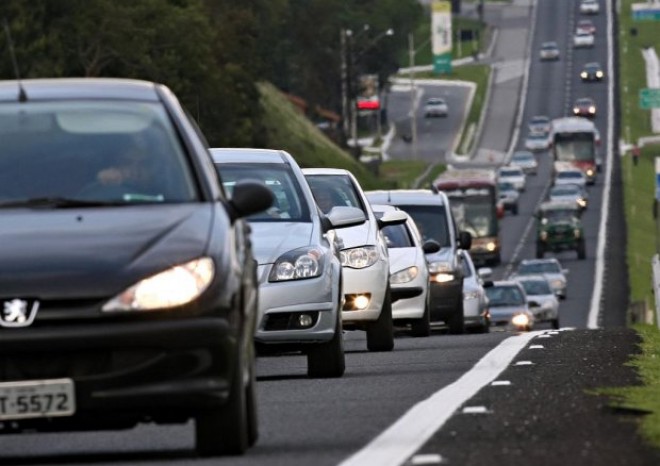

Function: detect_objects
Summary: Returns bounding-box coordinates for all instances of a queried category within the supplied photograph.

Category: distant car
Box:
[525,132,551,151]
[549,183,589,211]
[580,0,600,14]
[498,166,526,191]
[580,62,605,81]
[460,250,491,333]
[539,41,560,61]
[498,181,520,215]
[554,168,588,188]
[573,97,597,118]
[510,150,538,175]
[576,19,596,35]
[534,201,586,260]
[528,115,551,135]
[511,258,569,300]
[304,168,408,352]
[372,204,439,337]
[484,281,535,331]
[424,97,449,117]
[514,275,560,329]
[573,31,595,48]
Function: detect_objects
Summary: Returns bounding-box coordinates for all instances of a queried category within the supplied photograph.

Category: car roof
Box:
[365,189,449,206]
[513,274,550,282]
[512,151,534,158]
[427,97,446,103]
[575,97,595,104]
[0,78,161,102]
[302,168,351,176]
[490,280,524,288]
[520,258,561,266]
[530,115,550,121]
[584,62,601,68]
[210,147,292,164]
[541,42,558,48]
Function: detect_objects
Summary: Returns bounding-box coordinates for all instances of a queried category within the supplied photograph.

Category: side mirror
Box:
[459,231,472,250]
[325,206,366,229]
[377,210,408,229]
[529,301,541,308]
[227,180,274,222]
[478,267,493,280]
[483,280,494,288]
[422,239,441,254]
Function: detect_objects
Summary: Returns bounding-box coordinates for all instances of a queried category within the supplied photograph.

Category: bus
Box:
[549,116,601,185]
[433,168,501,265]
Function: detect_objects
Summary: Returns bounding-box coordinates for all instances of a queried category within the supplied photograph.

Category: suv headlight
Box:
[428,261,452,274]
[340,246,379,269]
[390,266,418,284]
[269,247,324,281]
[103,257,215,312]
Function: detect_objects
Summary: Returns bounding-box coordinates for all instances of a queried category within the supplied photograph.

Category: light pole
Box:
[408,32,431,161]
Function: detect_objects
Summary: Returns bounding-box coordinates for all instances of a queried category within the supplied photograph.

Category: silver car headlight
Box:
[428,261,452,274]
[103,257,215,312]
[464,290,480,300]
[390,266,418,284]
[269,247,324,281]
[340,246,379,269]
[580,71,588,78]
[551,279,564,289]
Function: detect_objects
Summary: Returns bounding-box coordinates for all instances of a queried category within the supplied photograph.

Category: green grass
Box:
[379,160,447,189]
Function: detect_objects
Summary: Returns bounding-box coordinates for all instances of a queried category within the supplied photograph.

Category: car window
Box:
[381,222,414,248]
[519,262,561,274]
[0,101,198,203]
[485,285,526,306]
[500,169,522,177]
[306,174,366,215]
[396,204,450,247]
[520,280,552,296]
[217,163,310,222]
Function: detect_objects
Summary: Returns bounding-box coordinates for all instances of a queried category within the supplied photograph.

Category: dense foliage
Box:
[0,0,422,147]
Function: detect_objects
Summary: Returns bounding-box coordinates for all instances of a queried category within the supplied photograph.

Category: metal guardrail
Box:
[651,254,660,327]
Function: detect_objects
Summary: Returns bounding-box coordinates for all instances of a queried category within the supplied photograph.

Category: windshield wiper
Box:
[0,197,126,209]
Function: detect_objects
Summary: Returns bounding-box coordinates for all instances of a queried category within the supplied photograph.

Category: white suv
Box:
[304,168,407,352]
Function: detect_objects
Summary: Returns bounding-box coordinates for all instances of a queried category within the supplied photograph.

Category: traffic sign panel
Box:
[640,88,660,109]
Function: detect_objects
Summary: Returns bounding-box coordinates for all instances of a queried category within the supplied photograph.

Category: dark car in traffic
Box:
[535,201,586,260]
[580,62,605,82]
[572,97,597,118]
[0,78,272,456]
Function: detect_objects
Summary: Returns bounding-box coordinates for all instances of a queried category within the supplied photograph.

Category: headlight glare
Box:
[428,261,452,274]
[269,247,323,281]
[103,258,215,312]
[511,313,530,328]
[390,266,418,284]
[432,272,455,283]
[340,246,379,269]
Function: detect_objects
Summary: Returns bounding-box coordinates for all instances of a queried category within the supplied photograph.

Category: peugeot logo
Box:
[0,299,39,328]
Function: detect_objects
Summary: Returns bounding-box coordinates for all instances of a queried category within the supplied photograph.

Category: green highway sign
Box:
[640,88,660,109]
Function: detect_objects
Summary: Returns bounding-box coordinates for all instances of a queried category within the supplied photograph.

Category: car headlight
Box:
[102,257,215,312]
[586,169,594,176]
[574,228,581,238]
[511,313,530,328]
[551,279,564,289]
[589,106,596,113]
[269,247,323,281]
[596,71,603,78]
[486,242,497,252]
[431,273,455,283]
[428,261,452,274]
[577,198,587,207]
[464,290,480,300]
[580,72,588,78]
[573,108,579,114]
[340,246,379,269]
[540,231,548,241]
[390,266,418,284]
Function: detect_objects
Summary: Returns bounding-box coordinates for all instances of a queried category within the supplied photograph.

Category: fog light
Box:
[298,314,314,328]
[354,294,370,310]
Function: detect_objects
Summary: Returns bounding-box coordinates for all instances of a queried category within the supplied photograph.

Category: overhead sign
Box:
[640,88,660,109]
[431,0,452,74]
[632,2,660,21]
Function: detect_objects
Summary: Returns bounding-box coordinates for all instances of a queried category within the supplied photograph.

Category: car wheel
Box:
[367,286,394,352]
[195,350,249,456]
[552,318,560,330]
[447,299,465,335]
[536,242,545,259]
[513,204,519,215]
[307,312,346,378]
[577,239,586,260]
[410,294,431,337]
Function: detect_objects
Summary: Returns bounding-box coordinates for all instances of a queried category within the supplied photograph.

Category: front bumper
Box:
[428,278,463,322]
[341,261,389,324]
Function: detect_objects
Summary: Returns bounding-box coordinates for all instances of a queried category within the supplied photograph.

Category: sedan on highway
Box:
[498,166,526,191]
[498,181,520,215]
[554,168,588,188]
[484,281,535,331]
[510,150,538,175]
[460,250,490,333]
[424,97,449,117]
[525,132,551,151]
[576,19,596,35]
[580,62,605,82]
[549,183,589,211]
[580,0,600,14]
[511,258,569,300]
[573,30,595,48]
[213,149,366,379]
[0,78,275,457]
[573,97,597,118]
[528,115,551,134]
[539,41,560,61]
[514,275,560,329]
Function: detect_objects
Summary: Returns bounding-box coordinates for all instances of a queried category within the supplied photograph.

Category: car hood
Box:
[425,247,455,266]
[334,220,375,249]
[0,205,213,299]
[249,222,314,265]
[388,247,422,274]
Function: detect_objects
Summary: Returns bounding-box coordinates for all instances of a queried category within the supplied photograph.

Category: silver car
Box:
[424,97,449,117]
[514,275,560,329]
[510,150,538,175]
[460,250,490,333]
[549,183,588,211]
[498,181,520,215]
[484,281,535,332]
[498,166,526,191]
[211,148,367,378]
[539,42,560,61]
[510,258,568,300]
[524,132,551,151]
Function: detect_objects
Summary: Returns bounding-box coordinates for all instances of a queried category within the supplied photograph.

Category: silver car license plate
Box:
[0,378,76,420]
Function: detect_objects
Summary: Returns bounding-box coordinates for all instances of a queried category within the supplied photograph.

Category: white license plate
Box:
[0,378,76,421]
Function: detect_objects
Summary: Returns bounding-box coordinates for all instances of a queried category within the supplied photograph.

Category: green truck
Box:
[536,201,586,260]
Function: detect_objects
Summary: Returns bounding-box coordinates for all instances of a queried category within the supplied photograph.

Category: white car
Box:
[372,204,439,337]
[573,31,595,48]
[539,42,560,61]
[498,166,526,191]
[424,97,449,117]
[525,132,551,151]
[303,168,407,352]
[510,150,538,175]
[460,250,490,333]
[514,275,560,329]
[554,168,587,188]
[528,115,551,134]
[580,0,600,14]
[549,183,588,210]
[511,258,569,300]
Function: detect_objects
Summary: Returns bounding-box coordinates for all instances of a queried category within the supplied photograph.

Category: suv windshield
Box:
[0,101,197,205]
[396,204,450,247]
[519,261,561,274]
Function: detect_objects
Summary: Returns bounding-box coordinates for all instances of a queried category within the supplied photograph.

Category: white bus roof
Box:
[551,117,597,134]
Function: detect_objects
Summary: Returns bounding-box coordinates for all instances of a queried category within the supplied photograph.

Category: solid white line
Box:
[587,0,614,329]
[337,331,545,466]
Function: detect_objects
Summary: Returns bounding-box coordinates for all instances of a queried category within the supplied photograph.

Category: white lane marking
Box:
[514,360,534,366]
[410,454,443,465]
[537,334,552,338]
[529,345,544,349]
[491,380,512,386]
[462,406,490,414]
[338,331,545,466]
[588,0,614,329]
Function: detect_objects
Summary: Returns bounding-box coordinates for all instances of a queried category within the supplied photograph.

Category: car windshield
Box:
[558,172,584,180]
[541,209,578,222]
[485,285,526,306]
[218,163,310,222]
[541,44,557,50]
[518,261,562,275]
[396,204,450,247]
[551,186,580,196]
[381,222,414,248]
[305,174,366,215]
[520,280,552,296]
[427,98,445,105]
[0,101,197,205]
[500,169,522,177]
[512,153,534,162]
[499,182,516,191]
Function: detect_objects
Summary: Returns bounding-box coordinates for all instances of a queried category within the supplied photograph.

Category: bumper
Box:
[0,318,238,430]
[392,286,427,321]
[428,279,462,322]
[341,261,389,324]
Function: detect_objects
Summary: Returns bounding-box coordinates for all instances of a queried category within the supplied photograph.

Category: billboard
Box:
[432,0,452,74]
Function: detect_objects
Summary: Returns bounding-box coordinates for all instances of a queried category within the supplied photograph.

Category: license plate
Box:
[0,378,76,421]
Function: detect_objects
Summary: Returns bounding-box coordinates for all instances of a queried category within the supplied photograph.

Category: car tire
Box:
[552,318,560,330]
[367,286,394,352]
[307,312,346,378]
[410,295,431,337]
[447,299,465,335]
[536,242,545,259]
[512,204,519,215]
[577,239,586,260]
[195,349,250,456]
